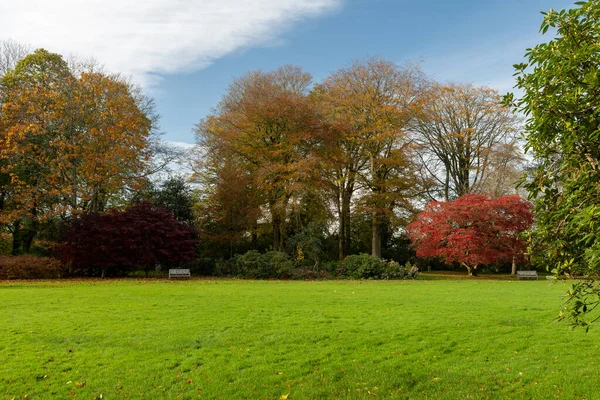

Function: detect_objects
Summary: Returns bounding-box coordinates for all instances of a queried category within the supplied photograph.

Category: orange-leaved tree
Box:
[0,49,74,252]
[194,66,328,252]
[0,49,155,253]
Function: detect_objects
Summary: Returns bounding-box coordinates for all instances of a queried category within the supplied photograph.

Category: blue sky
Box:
[154,0,574,144]
[1,0,576,145]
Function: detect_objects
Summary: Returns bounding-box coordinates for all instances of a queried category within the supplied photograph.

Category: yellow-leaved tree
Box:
[314,58,428,258]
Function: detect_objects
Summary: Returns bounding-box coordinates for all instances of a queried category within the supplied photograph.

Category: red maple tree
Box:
[407,194,533,275]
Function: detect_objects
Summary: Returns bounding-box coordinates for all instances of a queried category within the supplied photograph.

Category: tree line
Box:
[0,41,526,274]
[193,59,523,264]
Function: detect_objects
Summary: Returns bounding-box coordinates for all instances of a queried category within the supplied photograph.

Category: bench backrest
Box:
[169,269,190,274]
[517,271,537,276]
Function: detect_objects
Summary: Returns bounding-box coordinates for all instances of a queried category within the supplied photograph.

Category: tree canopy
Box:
[414,83,522,201]
[0,48,158,254]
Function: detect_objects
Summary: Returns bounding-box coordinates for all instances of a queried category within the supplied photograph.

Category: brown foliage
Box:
[195,65,327,252]
[0,49,154,226]
[0,255,66,279]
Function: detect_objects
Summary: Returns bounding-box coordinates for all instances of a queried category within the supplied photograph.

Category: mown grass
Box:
[1,279,597,399]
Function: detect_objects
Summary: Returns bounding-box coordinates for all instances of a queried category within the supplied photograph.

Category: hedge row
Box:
[0,256,66,279]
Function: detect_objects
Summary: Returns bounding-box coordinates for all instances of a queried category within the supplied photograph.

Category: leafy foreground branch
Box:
[560,279,600,331]
[508,0,600,328]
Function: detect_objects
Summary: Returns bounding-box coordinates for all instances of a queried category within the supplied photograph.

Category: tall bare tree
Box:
[413,83,522,201]
[0,40,30,77]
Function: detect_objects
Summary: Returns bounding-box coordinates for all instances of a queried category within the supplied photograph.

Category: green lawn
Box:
[1,279,597,399]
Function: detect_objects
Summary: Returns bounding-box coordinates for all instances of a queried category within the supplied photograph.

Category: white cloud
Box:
[1,0,341,86]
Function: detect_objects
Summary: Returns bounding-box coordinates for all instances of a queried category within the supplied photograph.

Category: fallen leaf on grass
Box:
[280,394,289,399]
[76,381,86,388]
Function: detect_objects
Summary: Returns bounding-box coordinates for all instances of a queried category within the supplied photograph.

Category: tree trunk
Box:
[338,211,345,260]
[22,228,37,253]
[0,188,5,214]
[272,214,281,252]
[370,156,382,259]
[339,191,352,260]
[90,188,106,213]
[444,166,450,201]
[11,220,22,255]
[511,257,517,275]
[371,211,382,258]
[343,200,351,257]
[22,206,39,253]
[251,220,258,247]
[464,263,478,276]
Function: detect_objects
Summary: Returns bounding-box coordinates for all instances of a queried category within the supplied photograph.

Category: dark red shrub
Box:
[57,202,198,277]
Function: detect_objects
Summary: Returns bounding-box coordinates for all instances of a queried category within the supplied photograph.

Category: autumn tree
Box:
[62,71,154,213]
[506,0,600,328]
[195,156,263,258]
[407,194,533,276]
[0,49,157,253]
[0,49,74,253]
[57,202,197,278]
[476,142,527,198]
[315,58,427,258]
[413,83,522,201]
[194,65,325,252]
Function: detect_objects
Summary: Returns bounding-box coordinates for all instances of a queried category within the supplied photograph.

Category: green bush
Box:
[382,260,419,280]
[286,222,326,269]
[339,253,387,279]
[337,254,418,280]
[382,260,406,279]
[263,251,295,278]
[214,258,234,276]
[234,250,293,279]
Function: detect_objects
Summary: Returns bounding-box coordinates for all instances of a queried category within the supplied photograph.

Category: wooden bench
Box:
[517,270,538,280]
[169,269,191,279]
